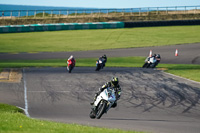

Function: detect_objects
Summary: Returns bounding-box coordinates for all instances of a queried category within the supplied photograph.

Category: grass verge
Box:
[158,64,200,82]
[0,57,200,82]
[0,103,142,133]
[0,25,200,53]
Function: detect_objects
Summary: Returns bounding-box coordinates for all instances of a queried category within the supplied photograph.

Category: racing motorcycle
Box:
[95,59,105,71]
[90,87,116,119]
[67,59,75,73]
[142,55,160,68]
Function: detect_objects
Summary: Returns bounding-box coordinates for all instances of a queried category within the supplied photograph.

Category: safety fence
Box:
[1,19,200,33]
[0,22,124,33]
[0,5,200,19]
[124,20,200,28]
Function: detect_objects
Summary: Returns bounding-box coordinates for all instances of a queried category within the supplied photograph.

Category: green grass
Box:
[0,25,200,53]
[0,57,145,68]
[78,57,145,67]
[0,59,68,68]
[158,64,200,82]
[1,25,199,133]
[0,57,200,82]
[0,103,142,133]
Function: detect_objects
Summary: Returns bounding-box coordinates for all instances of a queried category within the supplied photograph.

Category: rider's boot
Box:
[111,101,117,108]
[101,64,104,69]
[90,92,100,105]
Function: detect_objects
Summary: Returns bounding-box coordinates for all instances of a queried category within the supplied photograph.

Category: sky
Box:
[0,0,200,8]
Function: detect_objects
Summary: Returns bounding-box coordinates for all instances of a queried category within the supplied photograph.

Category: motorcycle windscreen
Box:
[107,88,116,102]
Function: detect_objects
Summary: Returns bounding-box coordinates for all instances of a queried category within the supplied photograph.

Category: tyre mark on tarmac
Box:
[192,56,200,64]
[1,43,200,133]
[20,67,200,133]
[1,67,200,133]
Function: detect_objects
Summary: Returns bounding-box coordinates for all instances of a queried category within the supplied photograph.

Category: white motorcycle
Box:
[90,87,117,119]
[142,56,160,68]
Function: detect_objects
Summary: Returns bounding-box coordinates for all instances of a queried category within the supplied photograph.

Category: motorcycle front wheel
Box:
[96,101,107,119]
[95,64,101,71]
[142,62,149,68]
[68,65,73,73]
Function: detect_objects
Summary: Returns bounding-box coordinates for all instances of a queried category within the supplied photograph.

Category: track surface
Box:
[0,43,200,133]
[1,67,200,133]
[0,43,200,64]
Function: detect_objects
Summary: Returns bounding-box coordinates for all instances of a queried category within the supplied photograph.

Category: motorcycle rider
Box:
[155,54,161,61]
[101,54,107,68]
[152,53,156,58]
[67,55,76,70]
[102,54,107,63]
[149,54,161,68]
[98,54,107,69]
[151,54,161,60]
[154,54,161,67]
[91,77,121,108]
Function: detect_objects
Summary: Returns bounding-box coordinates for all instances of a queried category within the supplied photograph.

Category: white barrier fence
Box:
[0,5,200,18]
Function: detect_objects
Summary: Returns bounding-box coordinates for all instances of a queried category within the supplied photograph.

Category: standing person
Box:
[91,77,121,108]
[67,55,76,73]
[2,12,4,17]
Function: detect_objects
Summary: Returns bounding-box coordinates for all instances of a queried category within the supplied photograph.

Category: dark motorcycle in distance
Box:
[95,58,106,71]
[142,54,161,68]
[95,59,103,71]
[95,55,107,71]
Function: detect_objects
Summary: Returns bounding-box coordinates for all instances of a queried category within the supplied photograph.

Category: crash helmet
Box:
[68,55,74,60]
[111,77,119,86]
[156,54,160,58]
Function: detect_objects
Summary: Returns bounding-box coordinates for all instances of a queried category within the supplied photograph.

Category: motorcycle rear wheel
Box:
[89,110,96,119]
[95,65,101,71]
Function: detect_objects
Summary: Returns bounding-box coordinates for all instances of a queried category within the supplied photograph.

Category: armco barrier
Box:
[124,20,200,28]
[0,22,124,33]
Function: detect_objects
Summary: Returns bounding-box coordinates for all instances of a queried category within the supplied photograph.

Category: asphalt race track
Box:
[0,43,200,133]
[0,43,200,64]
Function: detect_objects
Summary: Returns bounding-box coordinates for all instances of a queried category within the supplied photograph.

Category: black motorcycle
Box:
[95,59,106,71]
